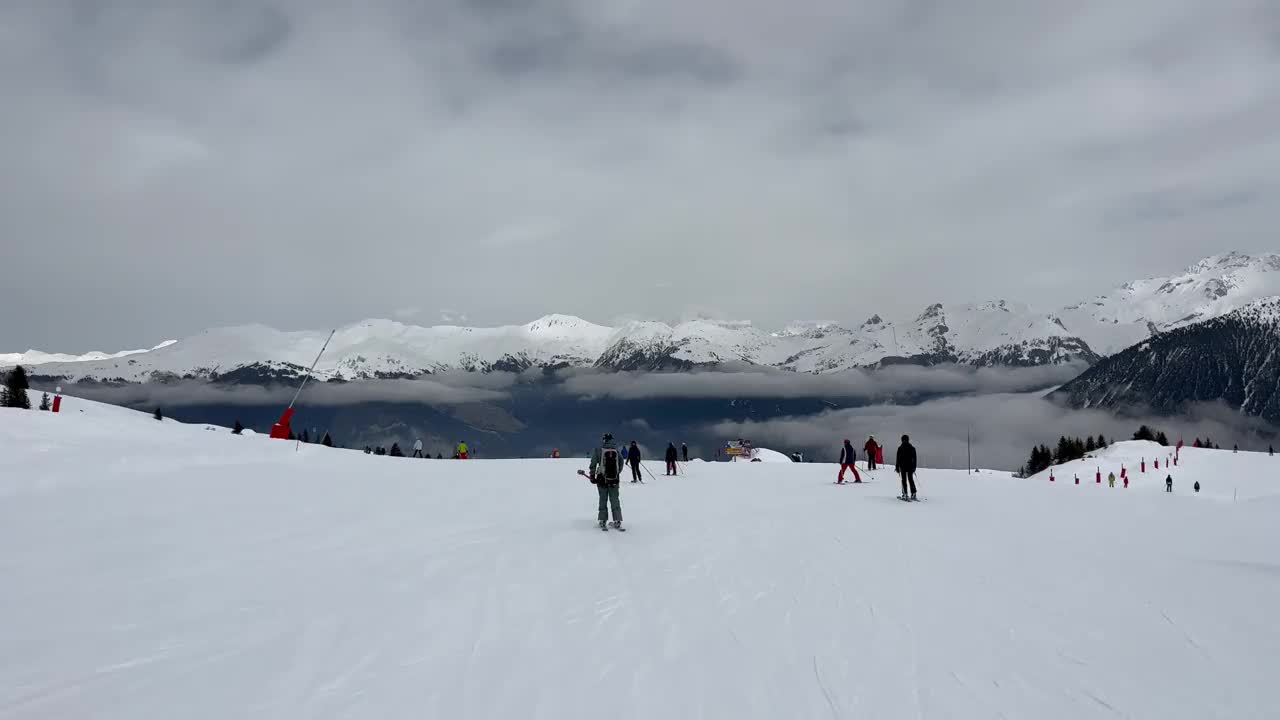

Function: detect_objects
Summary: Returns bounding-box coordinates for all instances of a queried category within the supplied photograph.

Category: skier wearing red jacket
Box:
[864,436,880,470]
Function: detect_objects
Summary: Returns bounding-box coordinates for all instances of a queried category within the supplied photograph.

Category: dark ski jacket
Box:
[841,442,857,465]
[895,441,918,474]
[590,439,622,485]
[864,438,878,456]
[628,444,642,464]
[665,445,678,462]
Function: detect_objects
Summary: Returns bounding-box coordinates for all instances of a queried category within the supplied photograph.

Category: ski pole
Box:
[641,461,659,483]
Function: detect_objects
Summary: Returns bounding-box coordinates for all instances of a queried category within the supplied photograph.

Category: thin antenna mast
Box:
[289,329,336,409]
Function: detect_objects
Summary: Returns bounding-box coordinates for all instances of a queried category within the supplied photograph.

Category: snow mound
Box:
[750,447,794,463]
[2,404,1279,718]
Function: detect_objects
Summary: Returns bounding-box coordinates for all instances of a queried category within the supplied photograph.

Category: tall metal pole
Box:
[967,425,972,475]
[289,329,336,409]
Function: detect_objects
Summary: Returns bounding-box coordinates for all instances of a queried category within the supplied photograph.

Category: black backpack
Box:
[600,447,621,482]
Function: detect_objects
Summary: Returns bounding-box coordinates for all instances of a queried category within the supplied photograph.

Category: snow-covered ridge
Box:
[8,252,1280,381]
[1058,251,1280,355]
[0,340,176,367]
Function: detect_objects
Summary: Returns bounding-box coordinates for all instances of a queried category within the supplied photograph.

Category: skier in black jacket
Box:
[895,434,919,500]
[681,443,689,462]
[628,441,643,483]
[665,443,679,475]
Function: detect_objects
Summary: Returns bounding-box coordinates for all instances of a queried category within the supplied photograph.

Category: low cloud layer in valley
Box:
[711,393,1278,471]
[43,366,1277,470]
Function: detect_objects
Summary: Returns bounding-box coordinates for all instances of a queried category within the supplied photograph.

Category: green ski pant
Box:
[597,484,622,524]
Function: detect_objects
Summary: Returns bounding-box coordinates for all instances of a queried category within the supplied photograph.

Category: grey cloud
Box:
[62,377,509,408]
[558,364,1086,401]
[4,0,1280,351]
[709,394,1278,471]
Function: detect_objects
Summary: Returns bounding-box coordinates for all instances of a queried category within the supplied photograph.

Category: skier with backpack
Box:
[628,440,643,483]
[838,439,862,484]
[589,433,624,530]
[894,435,918,501]
[665,443,679,475]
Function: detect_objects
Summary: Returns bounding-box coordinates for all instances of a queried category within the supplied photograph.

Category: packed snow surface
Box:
[3,399,1279,719]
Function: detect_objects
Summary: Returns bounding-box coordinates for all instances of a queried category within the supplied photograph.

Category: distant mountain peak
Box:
[1187,250,1280,274]
[916,303,946,322]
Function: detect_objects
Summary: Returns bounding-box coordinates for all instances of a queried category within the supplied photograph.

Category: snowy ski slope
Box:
[2,397,1279,719]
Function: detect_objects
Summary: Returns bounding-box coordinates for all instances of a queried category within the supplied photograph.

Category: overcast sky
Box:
[4,0,1279,351]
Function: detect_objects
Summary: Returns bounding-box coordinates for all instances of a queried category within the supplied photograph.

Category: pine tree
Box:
[1096,434,1108,448]
[1085,436,1097,453]
[153,408,163,421]
[322,432,333,447]
[1270,445,1274,456]
[1155,431,1170,446]
[1194,438,1202,448]
[288,430,297,441]
[2,365,32,409]
[1133,425,1156,442]
[38,392,51,411]
[232,420,244,435]
[300,429,310,444]
[1023,443,1055,475]
[1025,446,1039,475]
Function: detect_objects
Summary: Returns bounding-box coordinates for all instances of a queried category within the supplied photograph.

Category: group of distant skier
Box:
[583,432,924,530]
[365,439,470,459]
[837,435,918,500]
[584,437,695,530]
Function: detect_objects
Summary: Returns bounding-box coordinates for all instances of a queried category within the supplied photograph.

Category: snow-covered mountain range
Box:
[0,340,177,368]
[1059,251,1280,355]
[1053,297,1280,421]
[9,252,1280,383]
